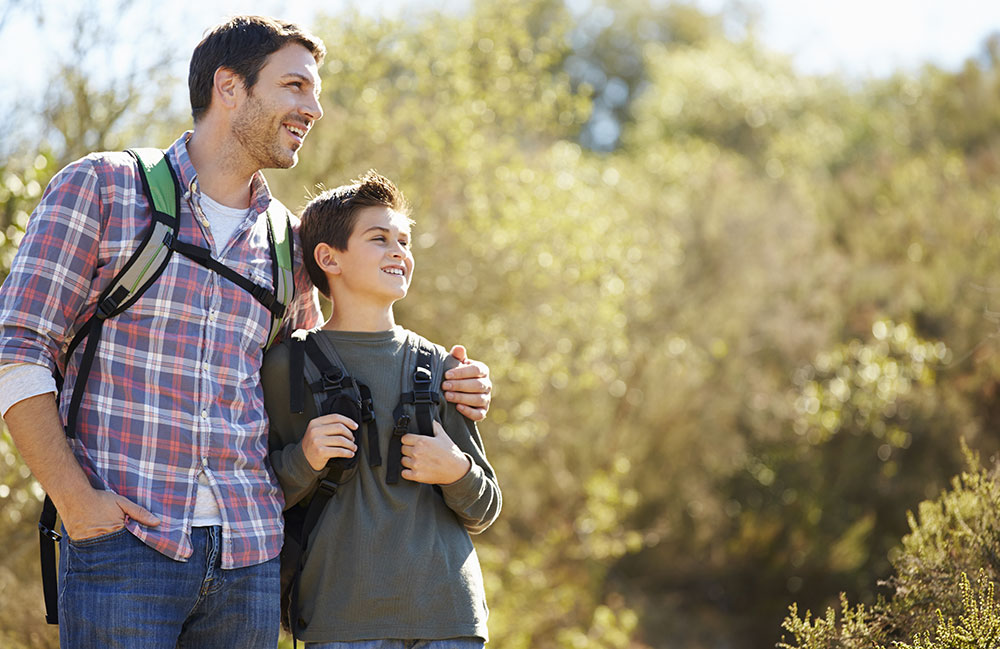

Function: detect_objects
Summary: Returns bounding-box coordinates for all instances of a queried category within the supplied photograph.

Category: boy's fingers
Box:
[314,424,355,441]
[310,413,359,429]
[400,433,420,448]
[323,436,356,450]
[323,445,356,458]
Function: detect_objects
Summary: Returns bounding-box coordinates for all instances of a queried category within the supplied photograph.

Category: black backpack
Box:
[279,329,445,641]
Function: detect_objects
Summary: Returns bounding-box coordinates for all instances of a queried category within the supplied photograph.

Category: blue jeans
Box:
[305,641,484,649]
[58,525,279,649]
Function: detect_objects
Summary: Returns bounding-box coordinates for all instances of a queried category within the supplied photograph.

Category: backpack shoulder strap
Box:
[385,331,445,484]
[264,200,295,349]
[289,331,307,414]
[64,148,181,438]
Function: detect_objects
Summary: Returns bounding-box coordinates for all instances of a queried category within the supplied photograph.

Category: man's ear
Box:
[314,243,342,276]
[212,67,243,110]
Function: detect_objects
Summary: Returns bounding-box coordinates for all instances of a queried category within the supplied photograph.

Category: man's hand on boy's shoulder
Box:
[443,345,492,422]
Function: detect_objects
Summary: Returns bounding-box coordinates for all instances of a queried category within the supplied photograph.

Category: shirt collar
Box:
[166,131,274,215]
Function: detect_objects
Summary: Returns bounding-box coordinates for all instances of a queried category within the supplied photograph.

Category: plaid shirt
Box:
[0,132,321,568]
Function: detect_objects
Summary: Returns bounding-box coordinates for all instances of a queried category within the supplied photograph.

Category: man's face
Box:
[231,43,323,170]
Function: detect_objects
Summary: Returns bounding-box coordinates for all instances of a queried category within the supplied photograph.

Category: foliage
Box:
[6,1,1000,649]
[896,572,1000,649]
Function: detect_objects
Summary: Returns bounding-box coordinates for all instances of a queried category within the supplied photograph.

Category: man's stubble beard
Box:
[231,91,298,171]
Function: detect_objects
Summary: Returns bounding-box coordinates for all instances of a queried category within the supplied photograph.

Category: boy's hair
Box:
[300,170,412,297]
[189,15,326,122]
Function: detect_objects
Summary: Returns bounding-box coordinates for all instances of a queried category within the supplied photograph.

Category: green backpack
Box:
[37,147,296,624]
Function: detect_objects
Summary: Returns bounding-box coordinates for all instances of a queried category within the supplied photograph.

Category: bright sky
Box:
[703,0,1000,77]
[1,0,999,115]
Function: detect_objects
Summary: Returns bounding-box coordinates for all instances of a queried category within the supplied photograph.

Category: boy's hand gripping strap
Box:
[385,339,440,484]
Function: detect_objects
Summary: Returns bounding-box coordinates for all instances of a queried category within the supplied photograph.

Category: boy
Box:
[263,171,501,648]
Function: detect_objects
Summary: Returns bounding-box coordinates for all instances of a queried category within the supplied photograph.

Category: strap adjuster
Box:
[321,370,348,392]
[38,523,61,543]
[413,366,433,387]
[250,283,276,310]
[97,285,130,319]
[412,390,438,406]
[317,478,338,498]
[391,414,411,437]
[360,397,375,422]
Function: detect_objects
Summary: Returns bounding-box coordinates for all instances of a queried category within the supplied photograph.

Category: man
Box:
[0,15,491,649]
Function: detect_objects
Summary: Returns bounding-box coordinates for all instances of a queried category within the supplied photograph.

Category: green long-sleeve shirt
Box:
[263,327,501,643]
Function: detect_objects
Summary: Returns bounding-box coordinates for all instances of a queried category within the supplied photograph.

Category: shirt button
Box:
[201,410,208,419]
[202,457,209,467]
[201,218,210,228]
[202,362,209,372]
[208,311,217,322]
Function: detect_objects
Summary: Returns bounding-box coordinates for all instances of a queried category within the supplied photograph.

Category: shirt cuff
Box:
[440,454,487,509]
[0,362,57,417]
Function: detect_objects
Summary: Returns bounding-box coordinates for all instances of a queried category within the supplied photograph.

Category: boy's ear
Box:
[212,67,243,110]
[314,243,342,276]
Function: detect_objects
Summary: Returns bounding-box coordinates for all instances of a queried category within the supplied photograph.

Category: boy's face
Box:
[334,205,414,303]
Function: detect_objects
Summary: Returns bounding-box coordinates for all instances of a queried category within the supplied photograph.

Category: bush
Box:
[779,443,1000,648]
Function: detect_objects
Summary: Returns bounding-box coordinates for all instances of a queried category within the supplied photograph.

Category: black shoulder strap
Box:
[289,334,306,414]
[284,329,373,643]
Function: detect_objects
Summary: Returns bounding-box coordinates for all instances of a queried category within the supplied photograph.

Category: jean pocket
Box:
[67,526,129,548]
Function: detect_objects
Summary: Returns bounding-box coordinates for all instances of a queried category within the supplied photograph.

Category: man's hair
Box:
[300,170,412,297]
[189,15,326,122]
